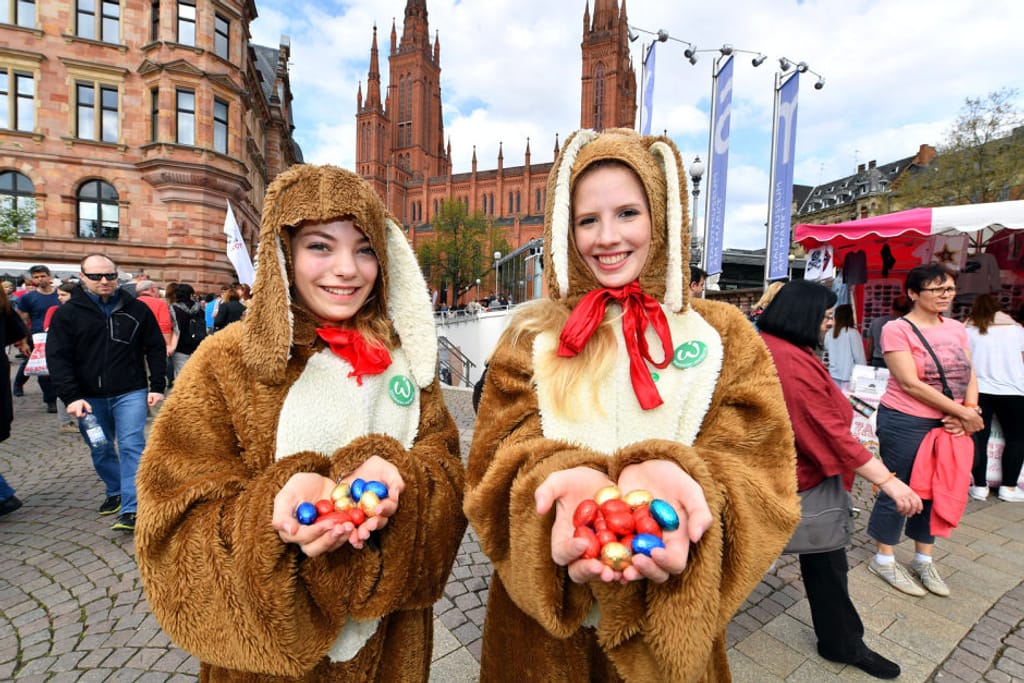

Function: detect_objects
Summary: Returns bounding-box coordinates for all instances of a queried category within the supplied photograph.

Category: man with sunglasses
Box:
[45,254,167,532]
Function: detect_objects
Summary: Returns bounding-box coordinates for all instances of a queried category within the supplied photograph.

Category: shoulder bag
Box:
[901,317,954,400]
[783,474,853,555]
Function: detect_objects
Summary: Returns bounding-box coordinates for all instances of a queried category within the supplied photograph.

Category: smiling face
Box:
[290,219,379,325]
[572,163,653,289]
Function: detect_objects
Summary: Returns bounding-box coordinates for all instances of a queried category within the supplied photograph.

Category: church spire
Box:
[364,24,382,111]
[400,0,431,55]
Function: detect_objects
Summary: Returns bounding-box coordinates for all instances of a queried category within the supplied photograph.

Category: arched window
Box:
[77,179,119,239]
[516,191,521,214]
[536,189,542,213]
[0,170,37,235]
[593,63,606,131]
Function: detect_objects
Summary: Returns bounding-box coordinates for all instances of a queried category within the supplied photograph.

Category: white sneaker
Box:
[997,486,1024,502]
[868,558,926,596]
[968,486,990,501]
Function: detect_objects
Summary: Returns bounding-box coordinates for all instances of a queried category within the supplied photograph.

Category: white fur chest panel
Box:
[274,348,420,460]
[533,306,723,451]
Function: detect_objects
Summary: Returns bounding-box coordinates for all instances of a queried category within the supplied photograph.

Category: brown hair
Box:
[831,303,856,339]
[968,293,1002,334]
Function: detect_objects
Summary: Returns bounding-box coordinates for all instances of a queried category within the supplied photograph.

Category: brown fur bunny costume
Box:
[465,129,800,682]
[136,165,465,682]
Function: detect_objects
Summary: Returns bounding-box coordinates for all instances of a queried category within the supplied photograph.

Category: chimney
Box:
[868,160,876,169]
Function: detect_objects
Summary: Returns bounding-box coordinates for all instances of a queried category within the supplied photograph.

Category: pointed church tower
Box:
[355,24,390,199]
[580,0,636,131]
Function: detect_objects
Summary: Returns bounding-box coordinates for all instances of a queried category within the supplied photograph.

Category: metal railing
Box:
[437,336,476,387]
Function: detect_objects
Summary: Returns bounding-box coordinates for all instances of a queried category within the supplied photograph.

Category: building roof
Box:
[796,154,918,216]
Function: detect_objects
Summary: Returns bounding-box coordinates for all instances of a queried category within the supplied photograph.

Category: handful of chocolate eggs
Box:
[572,485,679,570]
[295,478,388,528]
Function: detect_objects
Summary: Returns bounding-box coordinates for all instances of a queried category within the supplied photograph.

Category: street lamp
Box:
[475,278,480,300]
[689,156,705,263]
[493,250,502,296]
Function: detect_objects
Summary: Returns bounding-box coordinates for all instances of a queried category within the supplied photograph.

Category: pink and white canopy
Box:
[794,200,1024,273]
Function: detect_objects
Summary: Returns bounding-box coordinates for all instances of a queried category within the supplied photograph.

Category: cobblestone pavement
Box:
[2,376,1022,681]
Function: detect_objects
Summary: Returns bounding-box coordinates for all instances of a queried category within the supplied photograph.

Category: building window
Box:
[214,13,229,60]
[593,63,606,131]
[177,0,195,46]
[5,0,35,28]
[0,71,34,132]
[76,82,118,142]
[0,171,37,235]
[77,179,119,239]
[176,88,194,145]
[516,191,521,214]
[213,97,228,153]
[149,87,159,142]
[76,0,119,43]
[536,189,542,212]
[150,0,159,40]
[508,192,513,214]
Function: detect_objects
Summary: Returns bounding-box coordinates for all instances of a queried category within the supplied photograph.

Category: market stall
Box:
[795,200,1024,488]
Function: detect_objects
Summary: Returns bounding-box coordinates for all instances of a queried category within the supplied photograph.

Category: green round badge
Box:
[650,371,660,382]
[672,341,708,369]
[388,375,415,406]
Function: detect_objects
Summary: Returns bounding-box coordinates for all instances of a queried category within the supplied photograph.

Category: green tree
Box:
[0,197,36,243]
[416,199,510,306]
[896,87,1023,207]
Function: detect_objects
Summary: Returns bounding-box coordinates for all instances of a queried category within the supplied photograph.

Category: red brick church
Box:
[355,0,637,260]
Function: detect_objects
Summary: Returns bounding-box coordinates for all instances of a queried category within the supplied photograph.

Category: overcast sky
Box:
[250,0,1024,250]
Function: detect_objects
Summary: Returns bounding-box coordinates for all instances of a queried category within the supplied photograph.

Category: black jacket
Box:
[213,299,246,330]
[46,286,168,403]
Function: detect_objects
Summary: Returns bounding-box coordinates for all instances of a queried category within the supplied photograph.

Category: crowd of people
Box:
[1,129,1022,681]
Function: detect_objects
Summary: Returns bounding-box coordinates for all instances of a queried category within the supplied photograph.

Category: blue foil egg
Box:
[365,480,389,500]
[350,478,367,501]
[296,502,318,525]
[649,499,680,531]
[631,533,666,557]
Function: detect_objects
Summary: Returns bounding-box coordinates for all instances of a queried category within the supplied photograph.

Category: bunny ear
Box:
[547,129,598,301]
[650,140,686,313]
[242,211,295,385]
[384,218,437,388]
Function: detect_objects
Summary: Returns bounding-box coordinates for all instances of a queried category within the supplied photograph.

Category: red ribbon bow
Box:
[557,281,673,410]
[316,326,393,386]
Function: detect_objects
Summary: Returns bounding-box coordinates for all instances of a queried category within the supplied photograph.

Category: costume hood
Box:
[544,128,692,312]
[241,164,437,388]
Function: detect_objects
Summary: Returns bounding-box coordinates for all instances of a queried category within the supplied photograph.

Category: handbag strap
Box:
[901,317,953,399]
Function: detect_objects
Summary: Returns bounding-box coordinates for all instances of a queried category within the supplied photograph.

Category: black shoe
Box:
[818,644,900,679]
[12,386,23,397]
[98,495,121,515]
[0,495,22,516]
[111,512,136,531]
[46,401,57,413]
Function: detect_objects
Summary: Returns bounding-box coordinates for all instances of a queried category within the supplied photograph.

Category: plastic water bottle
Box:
[80,413,109,448]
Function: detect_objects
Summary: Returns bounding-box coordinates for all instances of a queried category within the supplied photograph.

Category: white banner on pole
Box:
[224,200,255,286]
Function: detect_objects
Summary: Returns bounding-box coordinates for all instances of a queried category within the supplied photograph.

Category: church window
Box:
[536,189,542,213]
[593,63,606,131]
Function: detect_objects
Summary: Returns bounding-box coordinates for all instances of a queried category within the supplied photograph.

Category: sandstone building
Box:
[0,0,299,291]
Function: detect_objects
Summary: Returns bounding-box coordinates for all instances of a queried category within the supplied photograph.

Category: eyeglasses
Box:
[920,286,957,296]
[82,272,119,282]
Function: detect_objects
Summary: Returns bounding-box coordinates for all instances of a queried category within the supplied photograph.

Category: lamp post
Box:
[475,278,480,301]
[493,250,502,296]
[689,156,704,264]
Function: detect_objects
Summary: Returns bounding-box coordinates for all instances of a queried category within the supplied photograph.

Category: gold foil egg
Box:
[594,485,622,506]
[600,542,632,570]
[359,490,381,515]
[622,489,654,509]
[330,482,351,503]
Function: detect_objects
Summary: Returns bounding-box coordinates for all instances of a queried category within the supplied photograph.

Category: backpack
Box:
[176,304,207,354]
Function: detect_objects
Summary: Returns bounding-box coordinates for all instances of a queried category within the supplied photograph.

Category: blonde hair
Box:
[509,300,618,420]
[755,281,785,309]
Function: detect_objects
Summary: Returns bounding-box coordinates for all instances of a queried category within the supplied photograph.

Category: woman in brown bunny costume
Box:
[465,129,800,682]
[136,165,465,681]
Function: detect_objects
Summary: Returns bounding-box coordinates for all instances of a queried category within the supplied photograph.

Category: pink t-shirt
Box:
[880,317,971,418]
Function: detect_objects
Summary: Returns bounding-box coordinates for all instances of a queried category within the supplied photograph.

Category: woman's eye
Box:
[306,242,330,252]
[358,246,377,257]
[576,216,597,227]
[620,208,640,218]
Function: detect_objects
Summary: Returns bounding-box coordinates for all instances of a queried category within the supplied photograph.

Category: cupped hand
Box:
[535,467,621,583]
[272,472,354,557]
[616,459,711,582]
[338,455,406,547]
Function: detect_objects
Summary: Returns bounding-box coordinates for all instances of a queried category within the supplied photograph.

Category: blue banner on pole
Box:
[640,41,657,135]
[768,72,799,281]
[704,56,733,276]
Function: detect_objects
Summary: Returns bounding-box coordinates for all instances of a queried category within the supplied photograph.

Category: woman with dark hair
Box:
[865,263,982,598]
[965,293,1024,502]
[823,303,865,389]
[170,283,206,378]
[213,287,246,331]
[759,280,920,679]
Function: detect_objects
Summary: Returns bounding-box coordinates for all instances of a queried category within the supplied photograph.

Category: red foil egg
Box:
[573,499,598,527]
[599,499,631,517]
[314,499,335,516]
[604,511,635,537]
[574,526,601,559]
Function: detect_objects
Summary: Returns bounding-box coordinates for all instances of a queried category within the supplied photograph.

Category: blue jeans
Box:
[0,472,14,500]
[867,405,942,546]
[81,389,148,514]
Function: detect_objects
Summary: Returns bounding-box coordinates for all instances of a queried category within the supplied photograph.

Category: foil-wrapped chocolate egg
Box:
[314,499,335,516]
[574,525,601,559]
[348,507,366,526]
[600,542,632,570]
[604,511,635,537]
[333,496,354,511]
[296,502,318,525]
[631,533,665,557]
[599,499,631,517]
[649,499,680,531]
[359,490,380,515]
[594,485,622,506]
[318,510,352,526]
[365,480,389,500]
[623,489,654,509]
[350,478,367,501]
[330,482,351,503]
[573,499,598,527]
